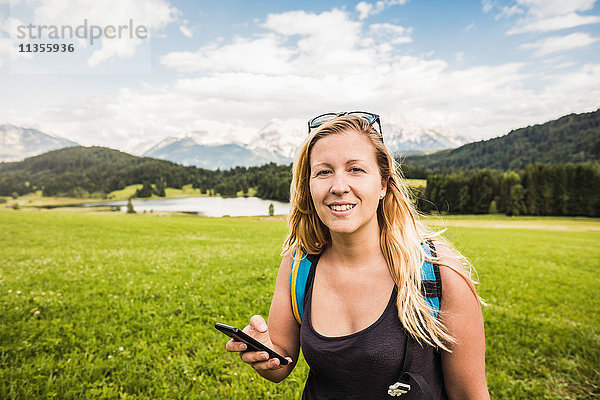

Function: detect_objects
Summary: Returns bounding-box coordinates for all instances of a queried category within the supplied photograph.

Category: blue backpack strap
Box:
[290,244,441,324]
[290,248,314,324]
[420,240,442,318]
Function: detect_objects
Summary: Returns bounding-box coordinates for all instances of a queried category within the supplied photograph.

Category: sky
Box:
[0,0,599,154]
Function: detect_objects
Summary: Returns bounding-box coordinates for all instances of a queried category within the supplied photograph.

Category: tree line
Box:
[417,163,599,217]
[2,146,598,217]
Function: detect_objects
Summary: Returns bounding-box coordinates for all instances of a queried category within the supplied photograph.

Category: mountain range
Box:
[141,116,469,169]
[2,110,598,202]
[0,116,470,169]
[0,124,78,162]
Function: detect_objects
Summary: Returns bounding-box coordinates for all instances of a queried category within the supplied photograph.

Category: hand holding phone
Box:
[216,322,290,366]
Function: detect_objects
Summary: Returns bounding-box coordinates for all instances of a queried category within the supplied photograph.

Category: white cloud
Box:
[355,0,407,20]
[505,0,600,34]
[520,32,599,56]
[179,24,192,38]
[355,2,373,20]
[163,9,378,77]
[11,0,179,67]
[3,6,600,151]
[482,0,495,14]
[0,14,32,66]
[464,22,475,32]
[368,23,412,44]
[262,9,360,38]
[161,34,295,75]
[495,5,524,20]
[508,12,600,34]
[515,0,596,18]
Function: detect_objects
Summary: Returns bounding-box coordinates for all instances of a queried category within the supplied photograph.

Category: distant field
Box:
[108,184,259,200]
[405,178,426,188]
[423,214,600,232]
[4,190,94,208]
[0,210,598,399]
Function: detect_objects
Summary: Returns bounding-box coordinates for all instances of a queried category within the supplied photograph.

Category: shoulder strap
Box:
[388,336,435,399]
[290,248,315,324]
[290,242,442,324]
[420,240,442,318]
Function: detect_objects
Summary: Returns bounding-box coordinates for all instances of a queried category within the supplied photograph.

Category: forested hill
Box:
[0,146,292,201]
[404,109,600,171]
[0,146,196,196]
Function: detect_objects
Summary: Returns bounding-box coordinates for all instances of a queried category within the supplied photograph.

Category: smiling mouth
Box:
[328,204,356,212]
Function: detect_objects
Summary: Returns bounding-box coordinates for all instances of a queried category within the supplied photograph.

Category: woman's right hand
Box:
[225,314,293,371]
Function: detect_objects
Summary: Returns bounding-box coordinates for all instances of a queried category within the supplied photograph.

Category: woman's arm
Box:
[435,243,490,400]
[226,251,301,383]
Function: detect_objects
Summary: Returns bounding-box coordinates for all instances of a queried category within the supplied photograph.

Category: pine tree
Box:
[488,200,498,214]
[508,184,525,216]
[127,198,136,214]
[154,178,166,197]
[269,203,274,216]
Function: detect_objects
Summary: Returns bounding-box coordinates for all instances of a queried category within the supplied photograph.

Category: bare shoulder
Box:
[274,250,295,288]
[278,250,294,275]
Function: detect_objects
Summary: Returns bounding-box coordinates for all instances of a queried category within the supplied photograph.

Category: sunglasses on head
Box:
[307,111,383,141]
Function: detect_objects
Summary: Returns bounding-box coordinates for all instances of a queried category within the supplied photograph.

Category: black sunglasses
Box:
[307,111,383,141]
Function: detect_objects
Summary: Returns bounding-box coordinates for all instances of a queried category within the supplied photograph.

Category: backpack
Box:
[289,241,442,399]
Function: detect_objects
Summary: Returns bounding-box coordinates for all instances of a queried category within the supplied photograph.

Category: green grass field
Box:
[1,210,598,399]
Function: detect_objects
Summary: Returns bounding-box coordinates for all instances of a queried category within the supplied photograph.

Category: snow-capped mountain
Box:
[249,119,305,160]
[141,115,470,170]
[140,136,181,156]
[142,136,290,170]
[0,124,79,162]
[382,115,470,153]
[142,120,302,169]
[0,115,469,168]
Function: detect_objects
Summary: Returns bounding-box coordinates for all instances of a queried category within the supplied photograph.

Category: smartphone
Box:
[215,322,289,365]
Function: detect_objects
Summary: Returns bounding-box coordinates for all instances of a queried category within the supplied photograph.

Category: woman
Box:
[226,112,489,399]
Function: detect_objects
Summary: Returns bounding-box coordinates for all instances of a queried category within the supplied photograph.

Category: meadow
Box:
[0,209,598,399]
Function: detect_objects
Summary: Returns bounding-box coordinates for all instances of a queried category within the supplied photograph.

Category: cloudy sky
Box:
[0,0,599,154]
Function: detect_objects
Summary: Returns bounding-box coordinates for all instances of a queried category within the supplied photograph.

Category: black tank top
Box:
[300,255,447,400]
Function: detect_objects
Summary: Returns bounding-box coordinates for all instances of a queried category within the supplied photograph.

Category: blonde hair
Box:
[282,115,479,351]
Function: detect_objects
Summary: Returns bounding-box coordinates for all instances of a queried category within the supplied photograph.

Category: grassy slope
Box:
[0,210,598,399]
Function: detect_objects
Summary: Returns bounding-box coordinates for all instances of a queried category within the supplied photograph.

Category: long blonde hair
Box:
[283,115,479,351]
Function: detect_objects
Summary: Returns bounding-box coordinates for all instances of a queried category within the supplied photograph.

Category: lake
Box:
[84,196,290,217]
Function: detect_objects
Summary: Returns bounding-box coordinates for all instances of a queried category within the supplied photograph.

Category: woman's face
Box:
[309,130,386,237]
